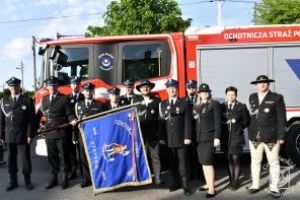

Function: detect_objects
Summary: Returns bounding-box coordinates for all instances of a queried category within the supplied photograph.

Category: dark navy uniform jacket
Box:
[0,94,35,143]
[193,100,222,143]
[119,94,136,106]
[221,101,250,150]
[40,93,75,139]
[159,98,192,148]
[133,95,160,144]
[70,92,84,115]
[248,91,286,143]
[75,99,106,120]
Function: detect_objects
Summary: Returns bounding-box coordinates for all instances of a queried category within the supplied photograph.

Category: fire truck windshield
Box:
[38,40,171,87]
[42,46,89,86]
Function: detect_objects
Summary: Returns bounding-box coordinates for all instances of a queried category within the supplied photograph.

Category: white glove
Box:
[184,139,192,145]
[214,138,220,147]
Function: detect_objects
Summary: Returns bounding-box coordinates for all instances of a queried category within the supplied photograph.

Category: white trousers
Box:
[249,141,280,192]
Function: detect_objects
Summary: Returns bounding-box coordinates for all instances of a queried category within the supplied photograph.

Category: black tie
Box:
[190,96,195,104]
[229,104,233,111]
[13,97,16,103]
[171,99,174,106]
[87,102,90,108]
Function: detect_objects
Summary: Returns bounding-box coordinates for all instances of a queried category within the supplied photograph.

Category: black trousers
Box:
[187,143,202,179]
[7,143,31,175]
[46,137,70,176]
[145,141,161,182]
[67,127,80,173]
[79,137,91,183]
[168,147,187,183]
[0,144,4,161]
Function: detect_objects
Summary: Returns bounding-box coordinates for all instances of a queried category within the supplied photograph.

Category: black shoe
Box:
[199,187,208,192]
[184,188,192,196]
[269,191,282,199]
[25,182,34,190]
[155,180,165,187]
[69,171,77,180]
[227,182,234,191]
[80,181,92,188]
[45,179,58,190]
[246,186,260,194]
[6,183,19,192]
[231,181,239,191]
[0,160,6,166]
[61,181,69,190]
[169,184,181,192]
[206,191,217,198]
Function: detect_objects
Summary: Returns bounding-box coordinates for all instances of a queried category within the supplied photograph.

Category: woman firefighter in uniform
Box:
[193,83,221,198]
[220,86,250,191]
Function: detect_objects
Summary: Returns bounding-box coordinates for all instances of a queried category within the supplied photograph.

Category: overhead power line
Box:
[0,12,104,24]
[179,0,213,6]
[0,0,259,25]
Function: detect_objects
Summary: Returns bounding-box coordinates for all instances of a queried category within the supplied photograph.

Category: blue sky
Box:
[0,0,259,90]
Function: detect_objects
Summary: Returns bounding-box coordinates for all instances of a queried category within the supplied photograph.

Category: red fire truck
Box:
[35,24,300,165]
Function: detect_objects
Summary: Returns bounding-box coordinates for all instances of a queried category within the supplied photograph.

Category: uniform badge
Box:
[21,105,27,110]
[121,100,125,104]
[167,105,171,110]
[151,109,155,114]
[176,107,180,113]
[71,99,75,103]
[231,118,236,124]
[78,106,81,110]
[264,108,270,113]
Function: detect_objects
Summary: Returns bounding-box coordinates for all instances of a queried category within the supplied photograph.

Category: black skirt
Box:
[197,142,215,165]
[227,146,243,155]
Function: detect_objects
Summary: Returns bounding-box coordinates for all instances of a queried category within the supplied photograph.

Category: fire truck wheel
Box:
[286,124,300,166]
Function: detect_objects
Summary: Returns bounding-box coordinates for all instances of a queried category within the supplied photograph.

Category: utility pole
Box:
[217,0,223,26]
[214,0,225,27]
[32,36,37,91]
[16,60,25,90]
[253,1,258,22]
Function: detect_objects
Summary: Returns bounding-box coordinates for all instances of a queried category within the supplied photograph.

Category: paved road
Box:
[0,142,299,200]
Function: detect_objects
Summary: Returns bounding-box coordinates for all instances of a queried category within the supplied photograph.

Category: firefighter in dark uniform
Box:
[107,87,127,109]
[193,83,221,198]
[119,79,136,105]
[68,76,84,180]
[132,79,162,186]
[38,76,77,190]
[246,75,286,199]
[75,82,106,188]
[0,77,35,191]
[221,86,250,191]
[185,80,203,181]
[159,79,192,196]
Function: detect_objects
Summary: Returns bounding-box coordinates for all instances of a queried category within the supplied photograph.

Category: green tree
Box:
[86,0,191,36]
[254,0,300,24]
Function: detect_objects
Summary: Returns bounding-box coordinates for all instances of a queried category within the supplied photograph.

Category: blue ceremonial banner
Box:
[79,107,152,195]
